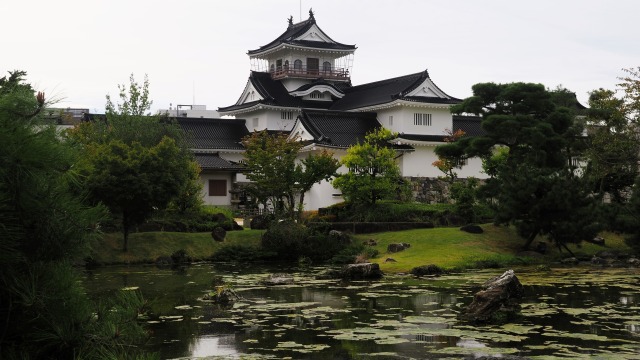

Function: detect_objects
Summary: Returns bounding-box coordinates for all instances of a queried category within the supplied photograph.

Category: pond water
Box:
[82,263,640,359]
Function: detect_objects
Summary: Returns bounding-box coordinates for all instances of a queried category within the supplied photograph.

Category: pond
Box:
[82,263,640,359]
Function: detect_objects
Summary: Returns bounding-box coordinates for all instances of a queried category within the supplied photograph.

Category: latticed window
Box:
[281,111,293,120]
[208,180,227,196]
[414,113,432,126]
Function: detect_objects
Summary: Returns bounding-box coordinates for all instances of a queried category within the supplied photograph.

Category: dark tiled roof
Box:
[330,70,461,111]
[297,109,381,148]
[452,115,485,137]
[247,17,356,56]
[291,79,346,94]
[177,117,249,150]
[193,153,244,171]
[219,72,338,113]
[396,134,447,142]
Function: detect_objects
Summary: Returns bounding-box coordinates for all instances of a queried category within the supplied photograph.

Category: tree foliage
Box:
[241,130,339,219]
[432,128,467,183]
[68,74,200,251]
[437,82,599,250]
[332,127,403,207]
[0,71,153,359]
[583,88,640,202]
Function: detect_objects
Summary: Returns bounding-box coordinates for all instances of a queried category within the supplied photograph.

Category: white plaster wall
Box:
[399,146,487,179]
[199,172,234,206]
[456,157,488,179]
[395,107,453,135]
[264,110,297,131]
[238,110,263,132]
[300,148,347,210]
[281,78,310,92]
[374,107,452,135]
[398,146,442,178]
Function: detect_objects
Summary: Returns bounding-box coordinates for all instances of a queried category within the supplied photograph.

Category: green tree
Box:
[432,128,467,183]
[583,88,639,202]
[241,130,339,219]
[0,71,153,359]
[437,82,599,250]
[332,127,402,207]
[68,74,200,251]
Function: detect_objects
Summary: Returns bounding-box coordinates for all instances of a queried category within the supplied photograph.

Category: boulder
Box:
[387,243,411,253]
[460,224,483,234]
[463,269,524,323]
[410,264,444,277]
[338,263,383,280]
[628,258,640,267]
[211,226,226,242]
[261,273,295,286]
[362,238,378,246]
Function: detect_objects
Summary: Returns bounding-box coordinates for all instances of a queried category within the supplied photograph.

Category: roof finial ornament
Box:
[309,8,315,20]
[288,15,293,27]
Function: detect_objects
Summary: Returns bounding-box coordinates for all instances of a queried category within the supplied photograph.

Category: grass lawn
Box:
[90,225,632,272]
[91,229,263,265]
[353,225,632,273]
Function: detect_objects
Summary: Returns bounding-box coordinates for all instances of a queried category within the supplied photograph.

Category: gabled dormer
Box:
[247,9,356,88]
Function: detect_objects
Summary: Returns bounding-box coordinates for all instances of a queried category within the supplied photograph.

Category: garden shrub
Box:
[261,221,351,262]
[210,244,277,262]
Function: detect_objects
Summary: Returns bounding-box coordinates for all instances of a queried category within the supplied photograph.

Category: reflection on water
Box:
[82,264,640,359]
[190,335,238,357]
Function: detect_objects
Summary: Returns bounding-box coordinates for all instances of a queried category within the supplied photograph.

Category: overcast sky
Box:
[2,0,638,113]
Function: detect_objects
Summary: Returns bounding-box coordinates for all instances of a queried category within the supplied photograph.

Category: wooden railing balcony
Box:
[271,65,350,81]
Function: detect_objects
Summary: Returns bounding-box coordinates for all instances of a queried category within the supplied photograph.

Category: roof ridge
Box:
[347,71,425,93]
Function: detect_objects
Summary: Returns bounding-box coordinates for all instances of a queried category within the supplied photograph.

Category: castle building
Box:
[209,10,485,210]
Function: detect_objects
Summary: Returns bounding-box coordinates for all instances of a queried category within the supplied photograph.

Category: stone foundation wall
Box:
[406,177,483,204]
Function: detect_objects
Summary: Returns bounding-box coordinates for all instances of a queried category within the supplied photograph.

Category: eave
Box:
[249,43,355,59]
[347,99,457,113]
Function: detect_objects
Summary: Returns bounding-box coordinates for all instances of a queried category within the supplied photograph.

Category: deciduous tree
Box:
[332,127,403,207]
[241,130,339,219]
[68,74,200,251]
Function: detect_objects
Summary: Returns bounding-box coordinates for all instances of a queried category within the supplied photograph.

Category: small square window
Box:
[208,180,227,196]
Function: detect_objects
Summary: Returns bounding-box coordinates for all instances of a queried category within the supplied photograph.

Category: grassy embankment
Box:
[91,225,632,272]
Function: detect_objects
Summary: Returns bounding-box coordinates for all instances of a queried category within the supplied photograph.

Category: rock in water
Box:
[339,263,383,280]
[202,287,242,304]
[261,273,294,286]
[463,269,524,323]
